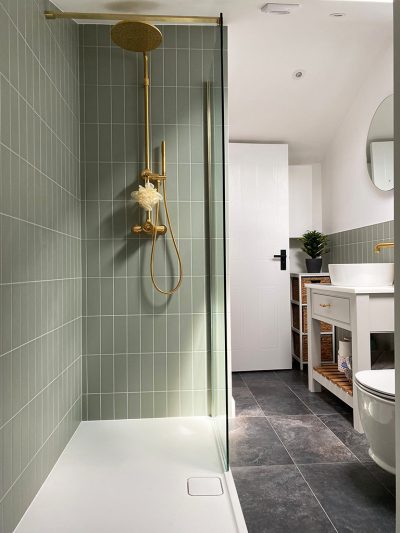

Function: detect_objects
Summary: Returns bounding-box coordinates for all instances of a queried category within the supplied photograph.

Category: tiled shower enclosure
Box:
[0,4,228,530]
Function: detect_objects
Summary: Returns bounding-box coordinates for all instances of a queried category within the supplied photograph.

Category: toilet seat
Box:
[355,369,395,402]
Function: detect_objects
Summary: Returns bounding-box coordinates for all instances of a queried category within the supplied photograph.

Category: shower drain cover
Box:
[187,477,224,496]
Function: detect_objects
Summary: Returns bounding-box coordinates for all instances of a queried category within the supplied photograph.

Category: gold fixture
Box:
[44,11,219,25]
[110,21,183,295]
[319,303,331,308]
[374,242,394,253]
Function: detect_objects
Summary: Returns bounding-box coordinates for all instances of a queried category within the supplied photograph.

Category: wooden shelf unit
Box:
[290,273,335,370]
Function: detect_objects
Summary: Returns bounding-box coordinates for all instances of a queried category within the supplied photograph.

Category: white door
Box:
[229,143,291,371]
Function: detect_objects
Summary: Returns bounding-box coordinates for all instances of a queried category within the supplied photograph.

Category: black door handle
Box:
[274,249,287,271]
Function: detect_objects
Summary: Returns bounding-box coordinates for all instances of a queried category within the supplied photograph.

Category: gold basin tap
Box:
[374,242,394,253]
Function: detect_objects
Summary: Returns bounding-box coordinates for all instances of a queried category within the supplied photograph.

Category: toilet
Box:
[355,369,395,474]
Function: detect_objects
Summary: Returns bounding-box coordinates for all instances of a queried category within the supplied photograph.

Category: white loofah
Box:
[131,181,163,211]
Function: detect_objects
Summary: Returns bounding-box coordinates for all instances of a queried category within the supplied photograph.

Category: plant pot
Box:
[305,258,322,273]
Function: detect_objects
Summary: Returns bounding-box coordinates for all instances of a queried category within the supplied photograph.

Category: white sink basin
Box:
[329,263,394,287]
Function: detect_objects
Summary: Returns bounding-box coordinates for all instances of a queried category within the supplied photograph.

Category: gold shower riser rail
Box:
[44,11,220,25]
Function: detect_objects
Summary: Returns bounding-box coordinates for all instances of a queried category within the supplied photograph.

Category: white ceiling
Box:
[53,0,393,163]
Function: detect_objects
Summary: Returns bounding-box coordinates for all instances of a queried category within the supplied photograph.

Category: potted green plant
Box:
[300,230,329,273]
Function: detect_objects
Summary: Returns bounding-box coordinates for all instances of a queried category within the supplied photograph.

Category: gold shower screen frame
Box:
[44,11,219,25]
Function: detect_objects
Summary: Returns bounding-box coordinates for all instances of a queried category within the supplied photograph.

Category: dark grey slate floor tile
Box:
[240,371,281,386]
[229,417,292,467]
[233,387,264,418]
[232,372,245,387]
[268,415,357,464]
[275,369,308,386]
[232,465,336,533]
[299,463,395,532]
[319,413,372,463]
[290,387,352,415]
[364,462,396,497]
[248,381,312,416]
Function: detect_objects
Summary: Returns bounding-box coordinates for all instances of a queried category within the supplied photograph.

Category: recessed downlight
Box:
[293,70,305,80]
[330,12,346,17]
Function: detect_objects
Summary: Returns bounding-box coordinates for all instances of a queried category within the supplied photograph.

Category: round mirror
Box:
[366,95,394,191]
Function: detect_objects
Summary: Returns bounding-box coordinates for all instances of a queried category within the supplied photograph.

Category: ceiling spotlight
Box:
[293,70,305,80]
[329,12,346,17]
[261,3,300,15]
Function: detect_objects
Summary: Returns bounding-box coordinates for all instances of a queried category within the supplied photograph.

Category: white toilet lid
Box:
[355,369,395,398]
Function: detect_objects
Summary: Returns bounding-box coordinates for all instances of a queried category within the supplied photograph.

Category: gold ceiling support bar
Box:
[44,11,220,25]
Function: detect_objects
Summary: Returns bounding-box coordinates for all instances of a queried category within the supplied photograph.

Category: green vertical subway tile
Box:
[84,25,98,46]
[97,25,111,46]
[154,354,167,391]
[180,391,193,417]
[193,352,207,390]
[203,27,217,50]
[163,26,177,49]
[115,393,128,419]
[167,353,180,391]
[100,278,114,315]
[127,316,141,353]
[87,356,101,393]
[84,124,99,161]
[141,316,154,353]
[124,51,138,86]
[154,392,167,418]
[166,315,179,352]
[86,278,100,316]
[113,162,127,200]
[125,86,138,123]
[180,315,193,353]
[192,240,206,276]
[190,50,203,87]
[190,26,203,49]
[127,354,141,392]
[177,49,190,86]
[140,392,154,418]
[167,391,180,417]
[99,124,112,161]
[112,123,125,161]
[114,278,127,315]
[84,84,98,123]
[97,46,111,85]
[98,163,113,200]
[140,354,154,392]
[164,50,177,86]
[191,125,204,164]
[86,316,100,354]
[150,49,163,86]
[193,314,207,351]
[114,354,128,391]
[177,26,189,48]
[99,239,114,277]
[128,393,141,418]
[101,394,114,420]
[101,316,114,354]
[99,201,113,239]
[193,390,208,416]
[154,315,167,352]
[101,354,113,393]
[112,86,125,124]
[180,354,193,390]
[190,87,204,125]
[177,126,190,163]
[164,87,177,125]
[177,164,191,201]
[98,86,112,123]
[114,316,127,353]
[125,125,139,162]
[151,86,164,124]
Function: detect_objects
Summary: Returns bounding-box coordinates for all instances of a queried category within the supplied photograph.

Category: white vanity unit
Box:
[307,284,394,432]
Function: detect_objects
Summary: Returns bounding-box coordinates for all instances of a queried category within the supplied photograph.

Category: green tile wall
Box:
[80,24,224,420]
[0,1,81,531]
[327,220,394,265]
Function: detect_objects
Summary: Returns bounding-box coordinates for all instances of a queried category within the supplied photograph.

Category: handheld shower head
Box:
[111,20,162,52]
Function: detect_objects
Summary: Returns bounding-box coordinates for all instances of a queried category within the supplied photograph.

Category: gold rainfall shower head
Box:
[111,20,162,52]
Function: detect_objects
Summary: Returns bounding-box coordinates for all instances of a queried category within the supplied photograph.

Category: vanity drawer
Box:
[312,293,350,324]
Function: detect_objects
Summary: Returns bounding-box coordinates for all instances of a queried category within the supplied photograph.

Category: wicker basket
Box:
[292,331,333,362]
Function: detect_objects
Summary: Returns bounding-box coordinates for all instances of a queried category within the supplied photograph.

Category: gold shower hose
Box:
[150,178,183,295]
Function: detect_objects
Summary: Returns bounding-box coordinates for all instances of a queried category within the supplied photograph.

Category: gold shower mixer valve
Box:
[131,220,167,235]
[140,169,167,182]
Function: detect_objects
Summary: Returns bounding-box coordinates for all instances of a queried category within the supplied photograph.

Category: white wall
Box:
[322,43,394,235]
[289,164,322,273]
